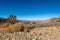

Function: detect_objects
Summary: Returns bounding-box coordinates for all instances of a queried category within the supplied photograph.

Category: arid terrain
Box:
[0,15,60,40]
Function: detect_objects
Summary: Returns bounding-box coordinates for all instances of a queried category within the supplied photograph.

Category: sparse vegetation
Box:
[0,15,60,33]
[0,22,34,32]
[0,15,60,40]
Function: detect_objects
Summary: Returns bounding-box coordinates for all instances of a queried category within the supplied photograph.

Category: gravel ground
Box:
[0,26,60,40]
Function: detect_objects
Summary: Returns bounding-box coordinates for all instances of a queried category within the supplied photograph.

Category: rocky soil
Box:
[0,26,60,40]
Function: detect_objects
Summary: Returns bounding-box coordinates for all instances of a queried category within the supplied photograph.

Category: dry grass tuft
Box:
[0,22,32,33]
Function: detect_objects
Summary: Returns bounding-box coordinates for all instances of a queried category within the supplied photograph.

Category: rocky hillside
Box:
[0,15,60,40]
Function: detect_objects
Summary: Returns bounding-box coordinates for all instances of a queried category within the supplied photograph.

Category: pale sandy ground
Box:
[0,26,60,40]
[30,26,60,40]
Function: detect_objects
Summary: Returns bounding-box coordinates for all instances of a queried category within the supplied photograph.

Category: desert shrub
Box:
[8,22,24,33]
[56,19,60,22]
[0,22,36,33]
[1,23,10,28]
[7,15,16,24]
[22,23,30,32]
[0,22,23,33]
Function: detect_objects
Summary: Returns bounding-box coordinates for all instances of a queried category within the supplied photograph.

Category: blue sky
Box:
[0,0,60,20]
